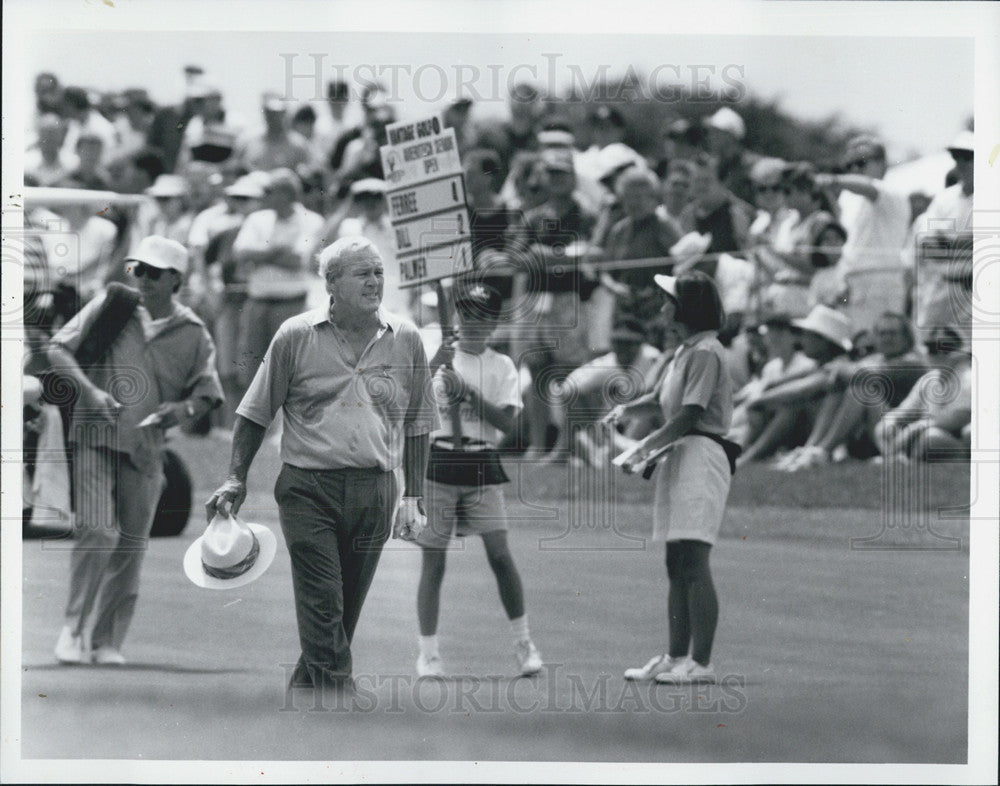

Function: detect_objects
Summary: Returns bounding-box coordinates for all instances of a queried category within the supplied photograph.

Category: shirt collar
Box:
[676,330,717,355]
[307,304,398,333]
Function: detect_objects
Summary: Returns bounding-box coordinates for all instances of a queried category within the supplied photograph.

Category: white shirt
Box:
[837,181,910,274]
[233,204,325,298]
[430,346,521,447]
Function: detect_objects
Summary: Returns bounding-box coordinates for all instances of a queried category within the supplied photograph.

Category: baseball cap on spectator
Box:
[946,130,974,155]
[225,175,265,199]
[453,280,503,321]
[261,92,286,113]
[750,157,787,184]
[126,235,189,276]
[704,107,746,140]
[792,304,852,352]
[597,142,645,182]
[265,168,303,198]
[146,174,188,198]
[350,178,388,197]
[541,148,575,173]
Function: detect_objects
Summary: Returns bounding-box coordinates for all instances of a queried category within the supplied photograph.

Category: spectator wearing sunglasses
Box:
[50,235,223,666]
[813,135,910,332]
[908,130,975,349]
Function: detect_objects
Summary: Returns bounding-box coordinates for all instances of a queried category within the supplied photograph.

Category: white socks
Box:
[509,614,530,644]
[419,634,439,659]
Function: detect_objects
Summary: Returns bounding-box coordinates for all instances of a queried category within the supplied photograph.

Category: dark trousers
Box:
[274,464,395,689]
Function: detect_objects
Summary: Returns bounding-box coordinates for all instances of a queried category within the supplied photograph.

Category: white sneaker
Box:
[416,652,445,678]
[92,646,126,666]
[623,653,676,681]
[654,657,716,684]
[54,626,87,664]
[771,447,802,471]
[515,639,543,676]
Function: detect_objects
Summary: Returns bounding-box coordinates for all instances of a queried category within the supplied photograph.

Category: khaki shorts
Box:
[417,479,509,549]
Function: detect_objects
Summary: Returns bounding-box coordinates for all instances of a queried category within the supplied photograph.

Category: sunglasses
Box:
[844,158,869,172]
[950,150,973,163]
[132,262,166,280]
[754,183,782,194]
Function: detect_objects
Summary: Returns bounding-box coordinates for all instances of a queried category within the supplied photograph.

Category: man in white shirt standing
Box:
[232,168,325,386]
[816,136,911,332]
[909,131,975,348]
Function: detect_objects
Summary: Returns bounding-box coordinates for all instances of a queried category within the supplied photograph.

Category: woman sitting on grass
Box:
[874,350,972,462]
[773,311,928,471]
[738,304,854,466]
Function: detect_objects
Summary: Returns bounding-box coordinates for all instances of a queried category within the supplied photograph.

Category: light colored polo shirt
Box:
[658,331,733,435]
[237,307,438,471]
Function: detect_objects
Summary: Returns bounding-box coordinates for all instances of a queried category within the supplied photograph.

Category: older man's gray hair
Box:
[317,236,382,285]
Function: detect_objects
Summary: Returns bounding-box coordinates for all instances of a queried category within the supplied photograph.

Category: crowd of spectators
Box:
[22,67,975,467]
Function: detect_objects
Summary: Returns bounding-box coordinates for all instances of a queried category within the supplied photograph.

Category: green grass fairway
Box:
[19,432,969,763]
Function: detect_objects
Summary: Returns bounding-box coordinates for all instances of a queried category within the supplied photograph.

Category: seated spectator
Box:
[755,163,845,318]
[545,319,661,465]
[657,159,694,225]
[231,168,325,387]
[730,314,818,458]
[746,158,791,247]
[775,311,929,471]
[597,168,682,328]
[874,350,972,462]
[654,118,702,179]
[25,113,73,187]
[679,152,755,277]
[742,304,854,464]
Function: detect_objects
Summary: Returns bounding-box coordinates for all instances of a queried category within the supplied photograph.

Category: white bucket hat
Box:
[184,513,277,590]
[792,304,853,352]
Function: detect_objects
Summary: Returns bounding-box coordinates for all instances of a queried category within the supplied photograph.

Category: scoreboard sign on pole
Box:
[381,117,473,288]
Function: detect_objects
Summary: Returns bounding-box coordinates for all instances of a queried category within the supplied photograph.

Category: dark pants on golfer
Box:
[275,464,394,690]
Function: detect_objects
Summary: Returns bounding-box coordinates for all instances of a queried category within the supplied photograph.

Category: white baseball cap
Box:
[705,107,746,140]
[126,235,190,276]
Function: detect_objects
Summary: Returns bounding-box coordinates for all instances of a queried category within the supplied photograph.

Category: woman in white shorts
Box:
[619,271,735,685]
